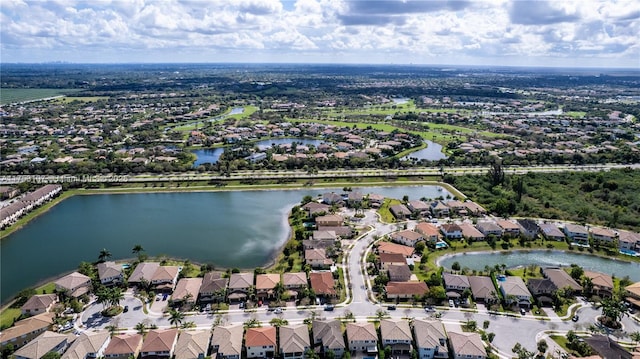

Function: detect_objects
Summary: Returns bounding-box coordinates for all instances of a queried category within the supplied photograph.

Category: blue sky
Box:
[1,0,638,67]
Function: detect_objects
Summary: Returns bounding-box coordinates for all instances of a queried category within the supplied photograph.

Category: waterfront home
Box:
[305,249,334,268]
[443,273,470,298]
[448,332,486,359]
[430,201,450,217]
[475,221,503,237]
[54,272,91,298]
[446,200,467,216]
[282,272,307,298]
[309,272,336,297]
[302,202,330,217]
[0,313,54,351]
[227,272,254,302]
[256,273,281,300]
[322,192,343,205]
[440,224,462,239]
[303,239,335,250]
[140,329,178,358]
[312,230,337,241]
[496,220,521,237]
[388,264,412,282]
[347,191,364,206]
[462,201,486,216]
[312,320,345,358]
[61,331,110,359]
[378,253,407,270]
[390,230,424,247]
[538,223,566,241]
[97,261,124,286]
[380,319,412,355]
[390,204,411,220]
[315,214,343,227]
[0,186,19,199]
[279,325,310,359]
[317,226,353,238]
[542,268,582,294]
[624,282,640,309]
[128,262,160,285]
[583,271,613,297]
[103,333,143,359]
[412,319,448,359]
[368,194,385,208]
[13,331,71,359]
[590,227,617,245]
[171,278,203,306]
[618,230,640,251]
[174,331,211,359]
[198,272,228,303]
[415,222,442,243]
[385,282,429,300]
[499,276,532,308]
[564,224,589,245]
[151,266,181,292]
[526,279,556,306]
[468,276,497,303]
[21,294,58,315]
[407,200,430,216]
[245,327,277,359]
[458,223,485,241]
[378,242,414,257]
[211,325,243,359]
[346,322,377,353]
[515,219,538,239]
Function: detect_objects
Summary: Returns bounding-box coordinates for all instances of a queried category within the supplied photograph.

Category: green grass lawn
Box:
[56,96,110,103]
[377,198,402,223]
[0,88,82,104]
[0,308,21,329]
[565,111,586,118]
[550,335,570,351]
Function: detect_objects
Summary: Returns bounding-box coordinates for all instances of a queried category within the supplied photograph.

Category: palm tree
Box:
[135,322,147,335]
[98,248,112,263]
[168,309,185,328]
[108,288,124,308]
[132,244,145,260]
[630,331,640,345]
[95,287,111,310]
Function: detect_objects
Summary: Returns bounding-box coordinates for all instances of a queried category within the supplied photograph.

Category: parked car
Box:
[387,305,396,311]
[572,315,579,322]
[123,305,129,313]
[239,302,245,309]
[520,308,526,315]
[324,305,334,311]
[274,308,283,314]
[448,299,454,307]
[424,306,435,312]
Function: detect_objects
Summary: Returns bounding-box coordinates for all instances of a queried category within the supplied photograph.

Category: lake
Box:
[191,138,325,166]
[403,140,448,161]
[192,148,224,166]
[1,185,449,302]
[438,250,640,281]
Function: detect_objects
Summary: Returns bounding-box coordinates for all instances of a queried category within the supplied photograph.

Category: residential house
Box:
[462,201,486,216]
[312,320,345,358]
[347,191,364,207]
[198,272,228,303]
[475,222,503,238]
[378,253,407,270]
[468,276,497,303]
[542,267,582,294]
[390,230,424,247]
[128,262,160,285]
[302,202,330,217]
[618,230,640,251]
[282,272,307,299]
[443,273,470,295]
[448,332,486,359]
[103,334,143,359]
[21,294,58,316]
[302,239,335,251]
[211,325,243,359]
[171,278,203,305]
[564,224,589,245]
[516,219,539,239]
[390,204,411,220]
[245,327,277,359]
[322,192,343,205]
[590,227,617,245]
[377,242,414,257]
[388,265,413,282]
[13,331,72,359]
[407,200,430,216]
[526,279,557,306]
[309,272,336,297]
[496,220,521,237]
[61,331,110,359]
[584,271,613,297]
[584,335,633,359]
[385,282,429,300]
[279,325,310,359]
[380,319,412,355]
[429,201,449,217]
[368,194,385,208]
[346,322,377,353]
[54,272,91,298]
[312,230,337,241]
[256,273,281,300]
[458,223,485,241]
[140,329,179,358]
[415,223,442,243]
[499,276,533,308]
[0,313,54,351]
[305,249,334,268]
[446,200,467,216]
[227,272,254,302]
[151,266,180,292]
[317,226,353,238]
[440,224,462,239]
[538,223,565,241]
[412,319,448,359]
[96,261,124,286]
[174,331,211,359]
[315,215,343,227]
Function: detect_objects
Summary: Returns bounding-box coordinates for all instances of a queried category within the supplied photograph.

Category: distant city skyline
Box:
[1,0,638,68]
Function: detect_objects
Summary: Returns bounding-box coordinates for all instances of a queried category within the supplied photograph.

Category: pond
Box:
[191,148,224,167]
[403,140,448,161]
[438,250,640,281]
[191,138,325,166]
